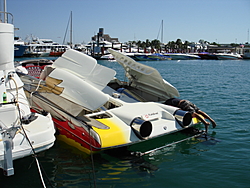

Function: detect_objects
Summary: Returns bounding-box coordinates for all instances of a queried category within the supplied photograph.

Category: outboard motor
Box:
[174,110,192,128]
[130,117,152,139]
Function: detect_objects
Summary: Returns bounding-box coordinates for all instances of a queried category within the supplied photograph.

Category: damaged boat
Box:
[18,48,213,154]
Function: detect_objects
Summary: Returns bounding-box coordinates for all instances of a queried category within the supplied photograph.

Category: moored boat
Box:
[100,53,115,60]
[134,53,171,61]
[19,48,215,154]
[17,59,53,78]
[14,36,27,57]
[24,38,70,57]
[195,52,218,60]
[0,5,55,176]
[242,48,250,59]
[214,53,242,60]
[164,53,200,60]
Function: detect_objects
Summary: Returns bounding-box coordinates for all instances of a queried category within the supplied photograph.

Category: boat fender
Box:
[174,110,192,128]
[130,117,152,139]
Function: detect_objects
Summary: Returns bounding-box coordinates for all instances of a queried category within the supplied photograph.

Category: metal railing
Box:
[0,11,13,24]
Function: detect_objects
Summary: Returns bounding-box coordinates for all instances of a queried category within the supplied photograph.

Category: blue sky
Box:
[7,0,250,45]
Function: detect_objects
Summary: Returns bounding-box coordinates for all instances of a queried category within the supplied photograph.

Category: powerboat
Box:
[214,53,243,60]
[195,52,218,60]
[134,53,171,61]
[164,53,200,60]
[18,49,213,154]
[0,6,55,176]
[14,36,27,57]
[24,37,70,57]
[16,59,53,78]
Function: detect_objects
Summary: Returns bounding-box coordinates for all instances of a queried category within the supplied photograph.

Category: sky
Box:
[6,0,250,45]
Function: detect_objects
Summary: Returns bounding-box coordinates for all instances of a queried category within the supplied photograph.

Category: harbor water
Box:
[1,58,249,188]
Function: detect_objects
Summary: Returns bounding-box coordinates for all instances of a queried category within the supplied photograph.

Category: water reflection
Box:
[53,129,219,187]
[0,128,220,188]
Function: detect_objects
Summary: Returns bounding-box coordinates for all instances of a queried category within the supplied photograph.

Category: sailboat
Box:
[0,0,55,176]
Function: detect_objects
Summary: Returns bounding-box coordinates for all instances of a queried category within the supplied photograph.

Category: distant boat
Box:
[24,38,70,57]
[214,53,242,60]
[86,40,123,58]
[73,43,86,52]
[14,36,27,57]
[134,53,171,61]
[86,40,121,49]
[164,53,200,60]
[195,52,218,60]
[100,53,115,60]
[242,48,250,59]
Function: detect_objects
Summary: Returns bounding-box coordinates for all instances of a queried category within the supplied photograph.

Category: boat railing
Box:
[0,11,13,24]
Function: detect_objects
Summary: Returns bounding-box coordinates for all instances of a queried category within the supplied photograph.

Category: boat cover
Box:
[53,49,116,90]
[108,49,180,98]
[45,49,116,111]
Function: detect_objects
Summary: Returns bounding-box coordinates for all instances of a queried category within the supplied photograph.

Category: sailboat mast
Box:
[248,28,249,43]
[157,20,163,43]
[63,11,73,48]
[161,20,163,43]
[70,11,72,48]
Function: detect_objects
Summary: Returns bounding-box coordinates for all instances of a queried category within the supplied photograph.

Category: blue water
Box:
[1,58,249,188]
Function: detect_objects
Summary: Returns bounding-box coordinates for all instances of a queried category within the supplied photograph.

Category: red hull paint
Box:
[53,118,101,152]
[30,109,102,153]
[49,52,65,56]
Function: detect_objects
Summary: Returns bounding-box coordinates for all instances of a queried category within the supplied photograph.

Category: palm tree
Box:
[136,40,142,52]
[145,39,151,48]
[141,41,147,48]
[151,39,161,51]
[183,40,190,53]
[175,39,182,52]
[167,41,176,52]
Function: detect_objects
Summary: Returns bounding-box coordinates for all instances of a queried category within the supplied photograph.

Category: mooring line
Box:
[132,131,206,157]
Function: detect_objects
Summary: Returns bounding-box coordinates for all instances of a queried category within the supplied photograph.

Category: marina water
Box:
[1,58,249,188]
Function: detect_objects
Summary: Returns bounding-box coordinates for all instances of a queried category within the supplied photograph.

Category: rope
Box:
[9,75,54,188]
[133,131,206,157]
[88,127,97,188]
[9,75,19,101]
[30,79,42,108]
[35,157,46,188]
